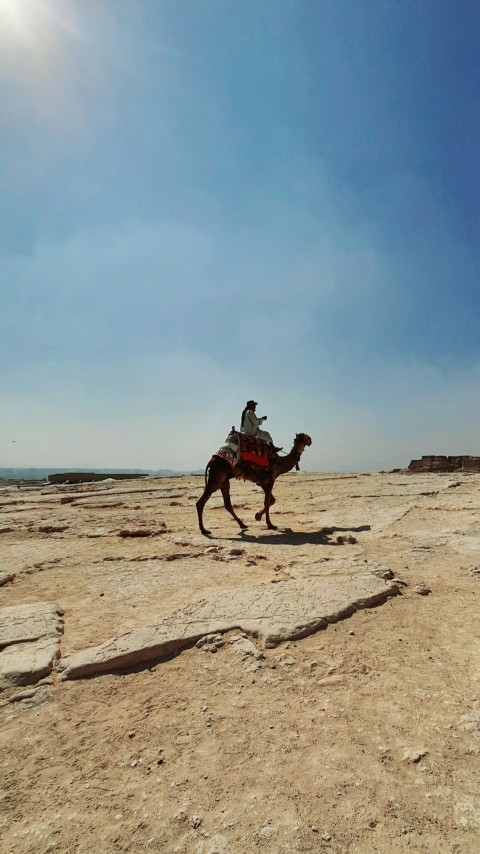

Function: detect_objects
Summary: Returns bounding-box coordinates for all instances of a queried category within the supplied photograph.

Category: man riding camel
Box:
[240,400,282,452]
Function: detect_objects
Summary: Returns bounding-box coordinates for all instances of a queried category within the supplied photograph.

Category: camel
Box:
[196,433,312,536]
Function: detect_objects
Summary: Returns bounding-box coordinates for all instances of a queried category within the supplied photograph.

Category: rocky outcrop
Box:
[408,456,480,473]
[461,457,480,471]
[0,603,64,690]
[57,574,399,681]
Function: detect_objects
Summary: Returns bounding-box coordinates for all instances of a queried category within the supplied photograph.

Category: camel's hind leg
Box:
[196,482,218,537]
[196,458,232,537]
[221,481,248,530]
[255,492,275,522]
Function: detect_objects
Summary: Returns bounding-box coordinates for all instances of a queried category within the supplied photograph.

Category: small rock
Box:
[322,832,332,841]
[311,825,319,833]
[317,674,344,686]
[230,637,263,661]
[191,815,202,829]
[348,630,355,636]
[259,825,277,838]
[372,566,394,580]
[414,584,431,595]
[196,633,223,648]
[8,687,39,702]
[175,810,188,822]
[128,730,136,738]
[402,749,428,764]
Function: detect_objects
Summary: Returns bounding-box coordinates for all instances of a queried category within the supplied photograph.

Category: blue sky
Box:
[1,0,479,471]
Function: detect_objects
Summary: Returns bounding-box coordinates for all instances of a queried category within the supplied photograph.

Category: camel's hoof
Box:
[254,512,262,522]
[201,529,212,537]
[239,523,248,530]
[267,524,278,531]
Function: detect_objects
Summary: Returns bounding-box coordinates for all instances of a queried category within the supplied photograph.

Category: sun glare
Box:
[0,0,35,36]
[0,0,54,60]
[0,0,69,84]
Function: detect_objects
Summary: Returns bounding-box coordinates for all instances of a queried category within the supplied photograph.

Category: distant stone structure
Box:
[408,455,480,473]
[47,473,149,484]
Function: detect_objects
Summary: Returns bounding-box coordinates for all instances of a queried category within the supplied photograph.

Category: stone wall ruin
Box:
[408,455,480,473]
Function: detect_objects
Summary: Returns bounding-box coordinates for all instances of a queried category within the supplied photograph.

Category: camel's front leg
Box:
[255,492,275,522]
[264,485,277,530]
[221,482,248,530]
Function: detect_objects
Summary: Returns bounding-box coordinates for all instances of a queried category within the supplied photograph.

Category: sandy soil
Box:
[1,471,479,853]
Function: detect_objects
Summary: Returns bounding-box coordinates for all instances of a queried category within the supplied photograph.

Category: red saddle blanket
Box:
[238,433,270,468]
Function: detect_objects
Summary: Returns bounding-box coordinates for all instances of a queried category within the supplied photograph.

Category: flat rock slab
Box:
[58,574,398,681]
[0,603,64,690]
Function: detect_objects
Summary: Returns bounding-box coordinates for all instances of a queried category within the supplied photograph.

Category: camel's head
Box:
[294,433,312,455]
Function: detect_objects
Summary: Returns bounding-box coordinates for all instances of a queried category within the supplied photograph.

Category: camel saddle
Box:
[238,432,270,468]
[213,430,272,470]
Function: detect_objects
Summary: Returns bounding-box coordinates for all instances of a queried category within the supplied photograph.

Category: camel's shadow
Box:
[216,524,371,546]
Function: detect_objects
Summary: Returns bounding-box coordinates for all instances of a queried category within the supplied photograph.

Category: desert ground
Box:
[1,469,479,853]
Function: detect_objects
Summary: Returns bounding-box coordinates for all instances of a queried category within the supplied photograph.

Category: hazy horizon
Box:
[2,1,479,473]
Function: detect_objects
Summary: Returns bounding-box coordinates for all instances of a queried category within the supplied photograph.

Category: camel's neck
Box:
[276,446,301,475]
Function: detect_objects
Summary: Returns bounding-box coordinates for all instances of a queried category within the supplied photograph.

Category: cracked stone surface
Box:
[57,573,398,680]
[0,603,64,690]
[2,472,480,853]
